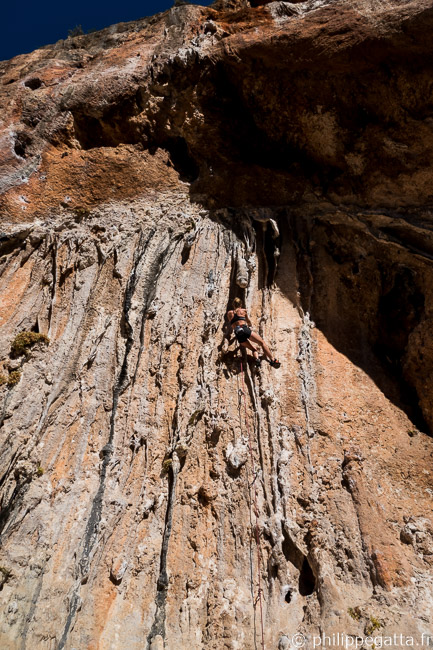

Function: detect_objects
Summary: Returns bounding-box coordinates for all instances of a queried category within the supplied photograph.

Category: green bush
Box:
[365,616,382,635]
[7,371,21,387]
[68,24,84,37]
[11,332,49,358]
[348,607,362,621]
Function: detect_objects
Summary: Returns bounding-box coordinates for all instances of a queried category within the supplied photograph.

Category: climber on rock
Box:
[226,297,280,368]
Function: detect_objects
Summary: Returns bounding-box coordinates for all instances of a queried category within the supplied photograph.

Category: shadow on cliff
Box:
[276,211,430,435]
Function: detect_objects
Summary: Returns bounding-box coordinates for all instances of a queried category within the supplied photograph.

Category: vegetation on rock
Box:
[67,25,84,38]
[348,607,362,621]
[7,371,21,387]
[0,567,12,590]
[11,332,49,358]
[365,617,382,635]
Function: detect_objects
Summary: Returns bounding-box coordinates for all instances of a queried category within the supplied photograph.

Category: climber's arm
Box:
[224,312,233,339]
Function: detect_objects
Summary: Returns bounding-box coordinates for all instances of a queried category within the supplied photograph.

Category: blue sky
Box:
[2,0,213,62]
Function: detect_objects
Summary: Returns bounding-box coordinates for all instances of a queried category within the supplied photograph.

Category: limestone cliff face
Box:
[1,1,433,648]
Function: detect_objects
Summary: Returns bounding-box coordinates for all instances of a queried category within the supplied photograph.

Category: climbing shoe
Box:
[254,358,261,368]
[270,359,281,369]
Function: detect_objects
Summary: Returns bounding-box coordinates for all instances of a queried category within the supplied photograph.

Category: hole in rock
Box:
[72,98,140,149]
[59,267,74,287]
[109,575,122,586]
[282,526,304,569]
[164,137,199,182]
[197,488,211,507]
[181,243,191,265]
[14,133,32,158]
[24,77,42,90]
[298,557,316,596]
[268,561,279,581]
[225,460,242,479]
[73,114,116,149]
[285,588,292,604]
[0,233,27,257]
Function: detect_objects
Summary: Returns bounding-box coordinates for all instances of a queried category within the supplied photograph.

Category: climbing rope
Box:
[240,357,265,650]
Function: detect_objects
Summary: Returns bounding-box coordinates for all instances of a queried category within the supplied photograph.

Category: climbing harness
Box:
[240,358,265,650]
[234,324,252,343]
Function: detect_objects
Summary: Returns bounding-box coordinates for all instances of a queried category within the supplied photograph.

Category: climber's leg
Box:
[249,331,273,362]
[240,340,259,360]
